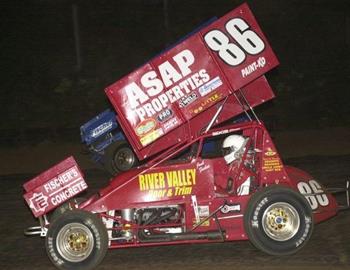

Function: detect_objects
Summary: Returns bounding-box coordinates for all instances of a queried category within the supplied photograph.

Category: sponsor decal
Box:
[24,166,88,217]
[47,237,65,265]
[163,117,179,133]
[297,180,329,210]
[262,157,282,172]
[124,49,211,122]
[138,168,196,199]
[198,76,223,97]
[91,121,113,138]
[212,130,229,136]
[136,118,156,136]
[262,148,282,172]
[295,216,312,247]
[42,167,87,207]
[241,57,266,78]
[197,161,210,173]
[179,92,198,108]
[140,128,164,146]
[157,108,173,122]
[252,197,268,228]
[29,192,49,213]
[264,147,276,156]
[191,93,222,114]
[193,205,210,226]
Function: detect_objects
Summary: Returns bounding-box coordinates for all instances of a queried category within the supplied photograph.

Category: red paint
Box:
[80,122,338,246]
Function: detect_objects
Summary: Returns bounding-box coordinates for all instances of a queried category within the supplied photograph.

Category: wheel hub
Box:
[267,208,288,231]
[56,223,94,262]
[262,202,300,241]
[68,231,89,252]
[117,151,131,164]
[114,147,135,171]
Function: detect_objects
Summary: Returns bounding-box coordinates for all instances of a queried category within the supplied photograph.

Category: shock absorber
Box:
[121,209,134,239]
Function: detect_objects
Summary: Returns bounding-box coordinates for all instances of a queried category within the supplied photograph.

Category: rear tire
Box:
[51,198,86,222]
[244,185,313,255]
[104,142,137,175]
[46,210,108,270]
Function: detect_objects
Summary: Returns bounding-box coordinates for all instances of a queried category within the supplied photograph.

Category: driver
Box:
[222,134,248,164]
[220,134,250,195]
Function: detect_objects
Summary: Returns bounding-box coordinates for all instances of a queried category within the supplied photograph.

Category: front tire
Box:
[244,185,313,255]
[46,210,108,270]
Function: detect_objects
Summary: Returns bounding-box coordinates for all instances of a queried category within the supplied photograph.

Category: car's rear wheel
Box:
[244,185,313,255]
[50,197,86,222]
[46,210,108,270]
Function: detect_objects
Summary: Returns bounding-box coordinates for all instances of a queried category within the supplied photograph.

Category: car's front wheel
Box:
[244,185,313,255]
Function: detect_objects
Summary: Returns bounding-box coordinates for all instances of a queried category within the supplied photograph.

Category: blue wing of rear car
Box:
[80,109,125,155]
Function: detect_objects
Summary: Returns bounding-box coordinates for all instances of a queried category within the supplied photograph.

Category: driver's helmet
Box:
[222,135,247,164]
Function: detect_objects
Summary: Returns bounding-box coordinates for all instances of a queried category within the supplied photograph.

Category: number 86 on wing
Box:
[204,17,265,67]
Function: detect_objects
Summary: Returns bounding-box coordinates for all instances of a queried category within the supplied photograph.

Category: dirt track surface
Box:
[1,155,350,270]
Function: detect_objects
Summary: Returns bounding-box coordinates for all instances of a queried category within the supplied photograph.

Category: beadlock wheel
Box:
[56,222,94,262]
[244,185,313,256]
[262,202,300,242]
